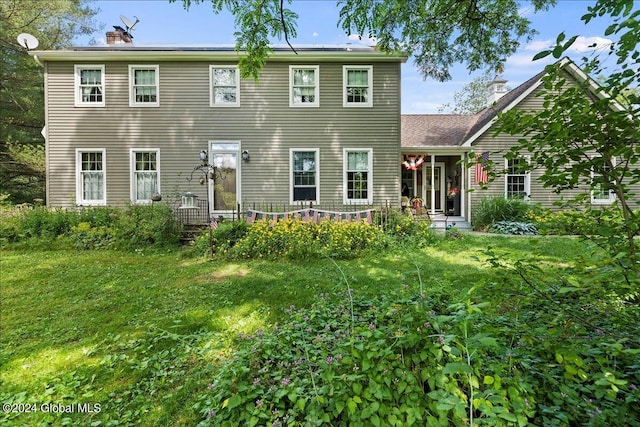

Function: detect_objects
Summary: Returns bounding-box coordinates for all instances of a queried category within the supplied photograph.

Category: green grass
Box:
[0,235,625,426]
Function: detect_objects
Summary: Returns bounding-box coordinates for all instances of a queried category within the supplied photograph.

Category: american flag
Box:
[474,151,490,184]
[210,218,218,229]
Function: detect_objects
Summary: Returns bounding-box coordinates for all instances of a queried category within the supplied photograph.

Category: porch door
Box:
[424,163,445,211]
[209,142,240,213]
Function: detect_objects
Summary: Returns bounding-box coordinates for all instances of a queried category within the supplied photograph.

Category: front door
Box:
[424,163,445,212]
[209,142,240,214]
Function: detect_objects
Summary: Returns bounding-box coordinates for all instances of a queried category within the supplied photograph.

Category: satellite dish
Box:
[17,33,39,50]
[120,15,139,32]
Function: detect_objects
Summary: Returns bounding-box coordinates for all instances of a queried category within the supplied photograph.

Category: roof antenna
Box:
[17,33,39,50]
[119,15,139,38]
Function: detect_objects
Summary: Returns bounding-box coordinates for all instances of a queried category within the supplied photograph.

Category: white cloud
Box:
[348,33,377,46]
[570,36,612,52]
[524,39,554,51]
[312,32,318,37]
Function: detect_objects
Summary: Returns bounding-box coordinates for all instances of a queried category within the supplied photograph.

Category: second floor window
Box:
[210,66,239,106]
[505,158,530,199]
[290,66,319,107]
[129,65,159,107]
[131,150,160,203]
[343,65,373,107]
[75,65,104,107]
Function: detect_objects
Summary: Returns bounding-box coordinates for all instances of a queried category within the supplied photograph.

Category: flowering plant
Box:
[447,187,459,198]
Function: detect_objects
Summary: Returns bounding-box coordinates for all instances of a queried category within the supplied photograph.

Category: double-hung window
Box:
[290,66,319,107]
[129,65,159,107]
[131,149,160,203]
[76,149,106,205]
[343,65,373,107]
[505,158,530,199]
[74,65,105,107]
[210,66,239,106]
[344,148,373,204]
[591,156,616,204]
[291,149,319,203]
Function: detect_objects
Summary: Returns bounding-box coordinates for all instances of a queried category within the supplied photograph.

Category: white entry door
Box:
[209,142,240,214]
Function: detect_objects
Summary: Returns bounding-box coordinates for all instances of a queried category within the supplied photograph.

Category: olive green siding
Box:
[468,70,639,220]
[44,59,401,209]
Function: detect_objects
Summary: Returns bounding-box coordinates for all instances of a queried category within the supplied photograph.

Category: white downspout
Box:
[460,153,465,218]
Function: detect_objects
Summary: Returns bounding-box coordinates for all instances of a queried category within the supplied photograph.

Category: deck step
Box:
[429,216,471,230]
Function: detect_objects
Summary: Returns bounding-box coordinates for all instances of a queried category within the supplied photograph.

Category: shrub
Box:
[196,292,531,427]
[379,209,437,247]
[229,219,386,260]
[472,197,533,231]
[69,222,116,249]
[191,221,251,257]
[1,203,181,250]
[112,204,181,250]
[528,208,624,236]
[196,284,640,427]
[488,221,538,235]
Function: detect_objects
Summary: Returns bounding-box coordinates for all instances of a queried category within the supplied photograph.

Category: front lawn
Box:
[1,235,638,426]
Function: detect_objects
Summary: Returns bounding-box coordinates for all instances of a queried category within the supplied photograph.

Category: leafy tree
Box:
[175,0,557,80]
[438,71,510,114]
[0,0,100,204]
[494,0,640,278]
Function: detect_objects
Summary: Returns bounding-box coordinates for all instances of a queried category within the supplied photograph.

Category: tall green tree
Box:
[0,0,99,204]
[175,0,557,80]
[438,71,510,114]
[495,0,639,278]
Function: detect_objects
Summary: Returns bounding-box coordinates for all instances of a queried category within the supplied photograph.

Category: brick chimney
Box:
[486,73,508,106]
[106,28,132,44]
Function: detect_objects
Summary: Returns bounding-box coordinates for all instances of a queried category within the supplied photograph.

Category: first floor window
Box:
[591,156,616,204]
[76,149,105,205]
[129,65,159,106]
[131,150,160,203]
[74,65,105,106]
[291,149,318,203]
[344,148,373,204]
[505,158,530,199]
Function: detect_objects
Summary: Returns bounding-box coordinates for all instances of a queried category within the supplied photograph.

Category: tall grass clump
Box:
[472,196,533,231]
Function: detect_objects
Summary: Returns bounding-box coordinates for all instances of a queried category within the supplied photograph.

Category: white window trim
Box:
[591,155,617,205]
[209,65,240,107]
[74,64,105,107]
[290,148,320,205]
[343,148,373,205]
[130,148,160,204]
[343,65,373,107]
[75,148,106,206]
[289,65,320,107]
[129,65,159,107]
[504,157,530,200]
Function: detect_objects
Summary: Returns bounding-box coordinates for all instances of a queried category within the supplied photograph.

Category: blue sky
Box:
[76,0,629,113]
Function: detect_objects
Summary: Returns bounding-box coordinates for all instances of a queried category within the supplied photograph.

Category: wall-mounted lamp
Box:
[242,150,250,162]
[199,150,208,164]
